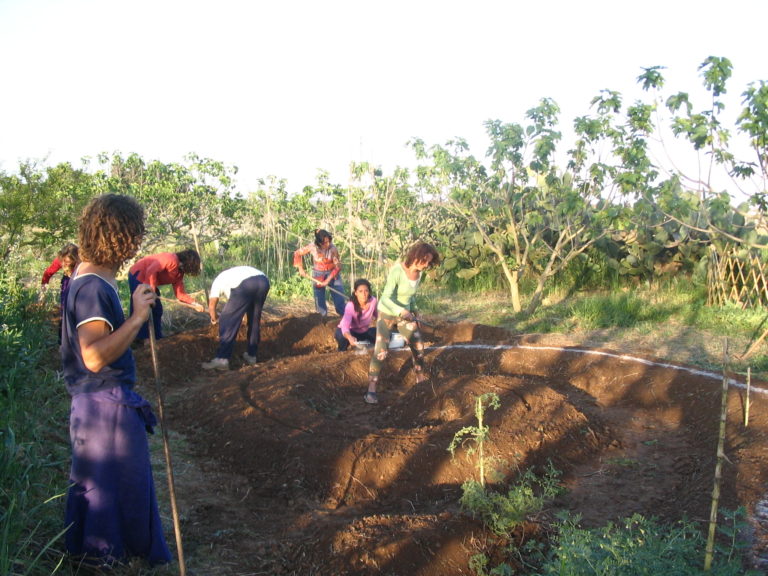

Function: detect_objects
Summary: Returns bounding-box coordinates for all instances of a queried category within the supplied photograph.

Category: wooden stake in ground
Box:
[705,338,729,571]
[148,311,187,576]
[744,366,751,428]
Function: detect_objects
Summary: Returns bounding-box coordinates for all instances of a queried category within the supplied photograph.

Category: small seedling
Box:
[448,392,501,487]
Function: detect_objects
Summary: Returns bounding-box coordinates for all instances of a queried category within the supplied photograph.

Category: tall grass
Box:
[568,291,674,330]
[0,262,72,575]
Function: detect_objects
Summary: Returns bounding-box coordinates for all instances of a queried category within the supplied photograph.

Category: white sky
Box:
[0,0,765,193]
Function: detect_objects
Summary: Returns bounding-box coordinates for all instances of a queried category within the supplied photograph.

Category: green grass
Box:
[423,281,768,378]
[1,265,73,575]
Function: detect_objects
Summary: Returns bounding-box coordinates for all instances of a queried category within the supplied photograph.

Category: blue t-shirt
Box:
[61,272,136,395]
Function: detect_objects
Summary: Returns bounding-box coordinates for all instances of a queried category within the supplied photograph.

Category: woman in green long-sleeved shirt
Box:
[365,241,440,405]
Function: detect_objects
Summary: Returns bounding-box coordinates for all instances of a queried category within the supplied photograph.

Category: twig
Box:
[736,325,768,361]
[349,474,376,499]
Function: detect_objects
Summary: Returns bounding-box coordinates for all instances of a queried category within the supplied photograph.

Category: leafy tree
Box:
[0,160,92,261]
[0,164,41,261]
[35,161,96,249]
[91,152,245,252]
[412,99,624,314]
[346,162,443,281]
[631,58,766,251]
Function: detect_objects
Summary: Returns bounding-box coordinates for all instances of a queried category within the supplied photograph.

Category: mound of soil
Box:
[132,310,768,575]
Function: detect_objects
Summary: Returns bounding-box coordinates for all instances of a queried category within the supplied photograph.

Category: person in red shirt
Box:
[128,249,204,342]
[41,243,80,307]
[293,229,346,316]
[41,243,80,341]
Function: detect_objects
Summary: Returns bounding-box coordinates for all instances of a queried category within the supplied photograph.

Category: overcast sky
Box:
[0,0,765,192]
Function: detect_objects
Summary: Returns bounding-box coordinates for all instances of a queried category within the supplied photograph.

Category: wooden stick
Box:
[744,366,751,427]
[148,312,187,576]
[158,296,205,311]
[705,338,729,571]
[736,324,768,360]
[301,273,349,300]
[192,229,210,304]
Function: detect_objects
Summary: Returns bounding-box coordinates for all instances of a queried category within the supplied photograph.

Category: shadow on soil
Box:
[131,310,768,575]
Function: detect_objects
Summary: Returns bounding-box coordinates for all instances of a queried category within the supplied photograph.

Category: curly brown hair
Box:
[403,241,440,268]
[176,249,201,276]
[78,195,145,268]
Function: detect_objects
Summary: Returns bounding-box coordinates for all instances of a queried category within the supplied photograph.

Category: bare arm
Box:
[78,285,156,372]
[208,296,220,324]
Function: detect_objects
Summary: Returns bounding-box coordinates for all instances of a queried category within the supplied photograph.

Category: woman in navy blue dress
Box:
[60,194,171,568]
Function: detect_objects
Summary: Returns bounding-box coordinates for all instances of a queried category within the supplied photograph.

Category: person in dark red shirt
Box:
[41,243,80,308]
[41,243,80,340]
[128,249,204,342]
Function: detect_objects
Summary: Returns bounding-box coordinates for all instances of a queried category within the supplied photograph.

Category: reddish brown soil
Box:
[131,309,768,575]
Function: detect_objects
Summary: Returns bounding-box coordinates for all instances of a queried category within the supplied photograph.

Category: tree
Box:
[412,99,624,314]
[346,162,442,282]
[630,58,766,251]
[0,160,92,261]
[91,152,245,252]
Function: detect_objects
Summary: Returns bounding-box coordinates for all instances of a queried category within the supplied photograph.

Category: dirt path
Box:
[132,309,768,575]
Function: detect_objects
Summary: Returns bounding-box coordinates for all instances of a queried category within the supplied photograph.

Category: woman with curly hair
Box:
[61,194,171,567]
[365,241,440,405]
[128,248,205,343]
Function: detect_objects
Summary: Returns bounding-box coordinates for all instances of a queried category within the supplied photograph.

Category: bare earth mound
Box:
[132,311,768,575]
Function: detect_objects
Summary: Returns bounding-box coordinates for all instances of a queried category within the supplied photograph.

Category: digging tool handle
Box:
[158,296,205,312]
[303,272,349,300]
[148,310,187,576]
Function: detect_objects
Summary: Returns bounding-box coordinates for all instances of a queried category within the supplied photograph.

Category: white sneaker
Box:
[202,357,229,370]
[242,352,258,365]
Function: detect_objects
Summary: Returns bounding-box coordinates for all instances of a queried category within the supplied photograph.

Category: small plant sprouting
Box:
[448,392,501,487]
[449,393,565,576]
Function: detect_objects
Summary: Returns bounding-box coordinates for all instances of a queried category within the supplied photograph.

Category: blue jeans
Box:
[312,270,346,316]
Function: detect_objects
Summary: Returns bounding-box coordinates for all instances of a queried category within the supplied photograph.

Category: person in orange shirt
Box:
[293,229,346,316]
[128,249,204,342]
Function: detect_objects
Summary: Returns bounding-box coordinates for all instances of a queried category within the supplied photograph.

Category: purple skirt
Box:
[65,385,171,566]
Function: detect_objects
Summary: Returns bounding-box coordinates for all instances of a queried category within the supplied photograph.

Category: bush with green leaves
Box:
[540,510,758,576]
[460,464,563,538]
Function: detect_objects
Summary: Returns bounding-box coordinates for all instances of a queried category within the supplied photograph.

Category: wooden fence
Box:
[707,245,768,308]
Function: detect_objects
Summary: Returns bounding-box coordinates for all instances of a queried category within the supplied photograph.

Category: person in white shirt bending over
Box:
[202,266,270,370]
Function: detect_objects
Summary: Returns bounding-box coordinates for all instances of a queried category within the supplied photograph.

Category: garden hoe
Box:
[302,273,350,301]
[148,309,187,576]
